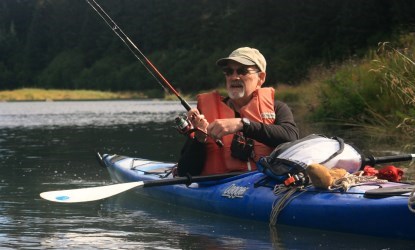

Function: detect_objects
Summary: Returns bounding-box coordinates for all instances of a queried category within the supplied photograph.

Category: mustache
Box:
[230,80,244,87]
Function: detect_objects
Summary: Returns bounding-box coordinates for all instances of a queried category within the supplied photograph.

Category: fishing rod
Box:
[85,0,191,110]
[86,0,222,146]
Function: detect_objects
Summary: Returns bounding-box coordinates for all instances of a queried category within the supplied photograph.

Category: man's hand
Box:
[187,108,209,142]
[207,118,243,139]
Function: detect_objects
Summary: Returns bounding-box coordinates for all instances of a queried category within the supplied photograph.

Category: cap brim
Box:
[216,57,256,67]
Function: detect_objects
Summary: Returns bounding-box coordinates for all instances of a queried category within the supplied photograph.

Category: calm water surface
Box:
[1,100,414,249]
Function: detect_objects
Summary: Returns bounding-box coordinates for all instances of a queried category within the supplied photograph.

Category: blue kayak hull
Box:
[101,154,415,240]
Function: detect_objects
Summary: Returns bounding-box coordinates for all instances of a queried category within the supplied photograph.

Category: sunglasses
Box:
[222,67,259,76]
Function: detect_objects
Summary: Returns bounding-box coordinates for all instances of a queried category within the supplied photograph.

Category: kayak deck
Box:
[101,154,415,240]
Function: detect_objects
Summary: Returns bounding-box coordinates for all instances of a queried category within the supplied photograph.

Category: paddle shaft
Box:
[40,171,245,203]
[364,154,415,166]
[142,172,245,188]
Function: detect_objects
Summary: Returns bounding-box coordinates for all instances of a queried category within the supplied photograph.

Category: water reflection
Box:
[0,101,414,249]
[0,100,186,128]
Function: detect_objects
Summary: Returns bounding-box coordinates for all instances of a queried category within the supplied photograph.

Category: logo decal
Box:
[56,196,70,201]
[261,112,276,119]
[222,184,248,198]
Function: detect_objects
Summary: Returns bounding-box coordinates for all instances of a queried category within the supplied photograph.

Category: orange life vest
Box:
[197,87,276,175]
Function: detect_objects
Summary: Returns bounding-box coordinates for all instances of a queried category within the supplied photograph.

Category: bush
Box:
[313,61,382,123]
[313,34,415,137]
[37,49,85,89]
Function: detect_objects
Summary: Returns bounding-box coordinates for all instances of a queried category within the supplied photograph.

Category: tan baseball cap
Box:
[216,47,266,72]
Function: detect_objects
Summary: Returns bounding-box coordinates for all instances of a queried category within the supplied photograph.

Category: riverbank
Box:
[0,88,147,101]
[0,88,198,102]
[2,37,413,142]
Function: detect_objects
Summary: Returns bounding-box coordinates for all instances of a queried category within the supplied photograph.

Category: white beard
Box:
[227,81,245,100]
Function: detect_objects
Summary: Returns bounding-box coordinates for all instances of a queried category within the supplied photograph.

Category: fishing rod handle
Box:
[186,104,224,147]
[194,128,223,147]
[179,97,192,111]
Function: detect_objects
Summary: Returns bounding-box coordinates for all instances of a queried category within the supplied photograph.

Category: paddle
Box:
[364,154,415,166]
[40,172,244,203]
[364,184,415,198]
[41,153,414,203]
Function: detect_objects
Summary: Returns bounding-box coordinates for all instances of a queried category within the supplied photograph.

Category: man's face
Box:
[223,61,266,104]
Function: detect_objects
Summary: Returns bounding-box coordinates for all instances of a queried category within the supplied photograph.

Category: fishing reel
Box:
[173,114,224,147]
[174,114,194,135]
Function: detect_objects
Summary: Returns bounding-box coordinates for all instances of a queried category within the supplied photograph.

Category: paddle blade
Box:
[40,181,144,203]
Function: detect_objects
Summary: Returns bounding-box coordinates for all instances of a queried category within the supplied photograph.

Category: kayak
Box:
[99,153,415,240]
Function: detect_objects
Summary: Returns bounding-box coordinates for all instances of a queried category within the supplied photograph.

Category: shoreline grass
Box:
[275,35,415,141]
[2,35,413,144]
[0,88,147,101]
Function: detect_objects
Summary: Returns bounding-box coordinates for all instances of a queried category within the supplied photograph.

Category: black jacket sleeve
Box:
[243,100,299,147]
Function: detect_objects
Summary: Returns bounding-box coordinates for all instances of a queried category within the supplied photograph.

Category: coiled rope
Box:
[331,172,388,191]
[270,171,415,225]
[270,185,306,226]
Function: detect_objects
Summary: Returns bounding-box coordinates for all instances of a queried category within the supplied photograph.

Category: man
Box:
[177,47,299,176]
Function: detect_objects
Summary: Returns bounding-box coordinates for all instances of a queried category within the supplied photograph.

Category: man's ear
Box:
[258,72,266,86]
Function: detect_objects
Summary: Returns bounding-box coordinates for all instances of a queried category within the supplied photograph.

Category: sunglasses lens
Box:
[223,67,258,76]
[223,68,234,76]
[237,68,249,75]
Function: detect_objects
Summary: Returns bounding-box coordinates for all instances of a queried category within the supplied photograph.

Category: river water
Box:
[1,100,414,249]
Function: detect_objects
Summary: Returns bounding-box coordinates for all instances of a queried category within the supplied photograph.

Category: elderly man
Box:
[177,47,299,176]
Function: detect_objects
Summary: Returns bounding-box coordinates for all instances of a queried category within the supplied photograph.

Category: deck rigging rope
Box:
[270,185,306,226]
[331,172,387,191]
[269,172,391,225]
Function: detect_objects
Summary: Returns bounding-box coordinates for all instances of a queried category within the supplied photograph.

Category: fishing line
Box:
[86,0,223,146]
[86,0,191,110]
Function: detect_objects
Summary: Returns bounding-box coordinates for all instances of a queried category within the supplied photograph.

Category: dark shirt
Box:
[177,100,299,176]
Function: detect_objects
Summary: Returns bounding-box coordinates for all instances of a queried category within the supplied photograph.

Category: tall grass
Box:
[371,38,415,137]
[311,34,415,138]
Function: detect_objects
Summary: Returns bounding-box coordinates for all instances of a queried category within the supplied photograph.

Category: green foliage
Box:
[371,36,415,136]
[74,54,154,91]
[314,63,371,122]
[372,40,415,107]
[0,62,14,88]
[37,49,85,89]
[275,86,301,103]
[314,60,406,124]
[313,34,415,137]
[1,0,415,91]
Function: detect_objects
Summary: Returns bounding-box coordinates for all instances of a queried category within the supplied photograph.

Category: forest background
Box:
[1,0,414,91]
[1,0,414,137]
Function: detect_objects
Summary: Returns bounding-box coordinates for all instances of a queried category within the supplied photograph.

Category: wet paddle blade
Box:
[40,181,144,203]
[364,184,415,198]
